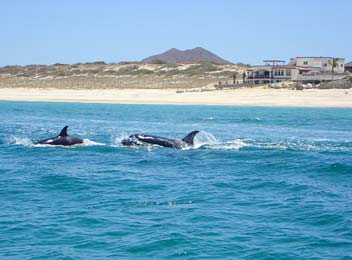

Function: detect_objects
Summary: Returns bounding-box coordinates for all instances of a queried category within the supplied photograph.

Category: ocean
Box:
[0,101,351,259]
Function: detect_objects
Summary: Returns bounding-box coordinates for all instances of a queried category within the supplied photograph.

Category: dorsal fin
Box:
[59,126,69,137]
[182,130,200,145]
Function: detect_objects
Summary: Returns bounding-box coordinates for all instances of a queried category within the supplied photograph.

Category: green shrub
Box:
[117,65,139,74]
[149,59,168,65]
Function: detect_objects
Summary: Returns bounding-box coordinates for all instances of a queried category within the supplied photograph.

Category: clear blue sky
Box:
[1,0,351,66]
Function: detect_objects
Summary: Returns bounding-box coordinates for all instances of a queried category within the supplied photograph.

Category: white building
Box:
[290,57,345,73]
[248,57,346,85]
[247,60,308,84]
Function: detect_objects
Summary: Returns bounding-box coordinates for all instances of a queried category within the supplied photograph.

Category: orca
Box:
[121,131,200,149]
[36,126,84,146]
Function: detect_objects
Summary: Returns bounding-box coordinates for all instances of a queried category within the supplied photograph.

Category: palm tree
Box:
[331,57,338,88]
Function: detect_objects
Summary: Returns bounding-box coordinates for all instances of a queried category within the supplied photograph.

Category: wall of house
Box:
[273,68,291,78]
[290,69,300,81]
[295,57,345,73]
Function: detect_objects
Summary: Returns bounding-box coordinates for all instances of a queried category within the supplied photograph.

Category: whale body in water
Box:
[121,131,200,149]
[36,126,83,146]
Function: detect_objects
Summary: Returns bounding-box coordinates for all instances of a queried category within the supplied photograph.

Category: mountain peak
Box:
[142,47,231,64]
[192,47,206,51]
[167,48,181,52]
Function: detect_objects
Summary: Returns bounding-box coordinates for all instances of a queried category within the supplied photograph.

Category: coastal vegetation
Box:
[0,62,246,89]
[0,60,349,90]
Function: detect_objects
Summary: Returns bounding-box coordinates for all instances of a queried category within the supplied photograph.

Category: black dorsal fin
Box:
[59,126,69,137]
[182,131,200,145]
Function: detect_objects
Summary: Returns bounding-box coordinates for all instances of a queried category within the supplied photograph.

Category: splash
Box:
[112,133,130,147]
[9,136,34,147]
[81,139,105,146]
[209,139,249,150]
[192,131,218,149]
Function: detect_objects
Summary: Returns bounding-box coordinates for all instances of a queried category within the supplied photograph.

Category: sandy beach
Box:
[0,87,351,107]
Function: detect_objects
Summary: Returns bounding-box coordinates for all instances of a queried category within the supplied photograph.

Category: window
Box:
[323,63,327,67]
[303,61,308,65]
[341,64,344,67]
[286,69,291,76]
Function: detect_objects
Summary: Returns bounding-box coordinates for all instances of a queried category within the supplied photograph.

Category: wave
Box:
[111,132,352,152]
[203,139,249,150]
[8,133,351,152]
[202,138,352,152]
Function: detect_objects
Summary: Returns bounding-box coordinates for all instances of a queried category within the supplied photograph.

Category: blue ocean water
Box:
[0,101,351,260]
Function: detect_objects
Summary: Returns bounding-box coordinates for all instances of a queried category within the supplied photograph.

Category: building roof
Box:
[345,61,352,67]
[295,56,344,60]
[263,60,285,62]
[272,65,297,69]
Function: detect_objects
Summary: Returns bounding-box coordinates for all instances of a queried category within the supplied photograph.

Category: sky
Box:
[1,0,351,66]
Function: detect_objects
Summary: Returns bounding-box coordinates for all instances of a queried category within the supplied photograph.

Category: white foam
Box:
[10,136,34,147]
[112,133,130,147]
[207,139,249,150]
[192,131,218,149]
[229,139,352,152]
[81,138,105,146]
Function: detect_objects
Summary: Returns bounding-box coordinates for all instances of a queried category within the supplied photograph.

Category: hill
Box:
[142,47,231,64]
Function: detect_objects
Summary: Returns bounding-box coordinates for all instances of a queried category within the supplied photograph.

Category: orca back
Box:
[36,126,83,146]
[182,131,200,145]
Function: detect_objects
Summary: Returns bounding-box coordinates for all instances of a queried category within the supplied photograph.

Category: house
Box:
[290,57,345,73]
[290,57,347,84]
[248,57,347,85]
[345,61,352,73]
[247,60,307,84]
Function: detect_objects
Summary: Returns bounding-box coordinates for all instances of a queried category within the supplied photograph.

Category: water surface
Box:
[0,101,351,259]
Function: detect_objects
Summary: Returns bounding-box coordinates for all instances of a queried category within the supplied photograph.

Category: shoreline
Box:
[0,87,351,107]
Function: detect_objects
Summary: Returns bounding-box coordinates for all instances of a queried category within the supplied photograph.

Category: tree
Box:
[232,72,239,84]
[242,71,247,83]
[332,57,338,73]
[331,57,338,88]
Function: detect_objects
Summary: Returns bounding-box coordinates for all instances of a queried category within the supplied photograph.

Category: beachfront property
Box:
[291,57,345,73]
[247,60,307,84]
[247,57,347,84]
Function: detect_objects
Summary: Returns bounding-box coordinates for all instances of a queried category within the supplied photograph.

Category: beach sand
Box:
[0,87,351,107]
